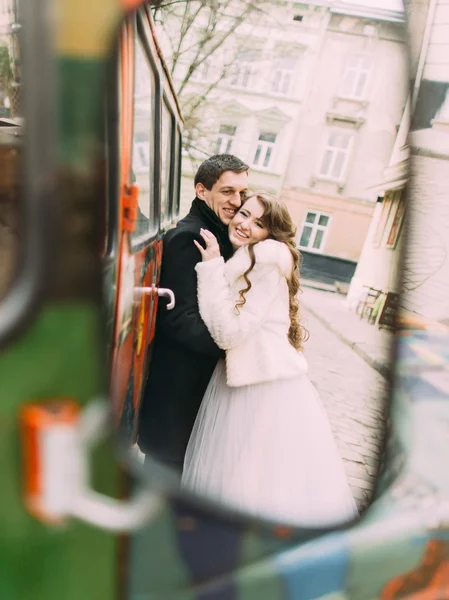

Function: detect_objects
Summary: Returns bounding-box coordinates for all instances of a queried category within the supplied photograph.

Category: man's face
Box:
[196,170,249,225]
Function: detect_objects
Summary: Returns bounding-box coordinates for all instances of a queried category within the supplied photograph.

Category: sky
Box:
[342,0,404,10]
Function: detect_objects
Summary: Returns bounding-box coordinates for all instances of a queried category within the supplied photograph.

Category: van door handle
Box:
[155,287,175,310]
[135,286,175,310]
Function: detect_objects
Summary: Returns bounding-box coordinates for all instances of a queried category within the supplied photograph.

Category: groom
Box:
[138,154,249,471]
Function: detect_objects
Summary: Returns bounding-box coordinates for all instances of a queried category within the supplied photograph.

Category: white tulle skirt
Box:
[182,360,358,527]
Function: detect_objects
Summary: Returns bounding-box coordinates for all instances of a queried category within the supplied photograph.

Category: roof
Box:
[331,2,405,23]
[292,0,405,24]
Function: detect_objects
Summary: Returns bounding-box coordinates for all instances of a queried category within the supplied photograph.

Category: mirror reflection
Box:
[109,0,408,528]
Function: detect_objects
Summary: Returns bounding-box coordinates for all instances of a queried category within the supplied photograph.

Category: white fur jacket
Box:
[196,239,308,387]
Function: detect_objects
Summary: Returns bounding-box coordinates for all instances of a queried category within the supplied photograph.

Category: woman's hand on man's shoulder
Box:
[193,229,222,262]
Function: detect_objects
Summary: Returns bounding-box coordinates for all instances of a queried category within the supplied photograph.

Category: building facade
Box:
[280,2,407,284]
[347,0,449,325]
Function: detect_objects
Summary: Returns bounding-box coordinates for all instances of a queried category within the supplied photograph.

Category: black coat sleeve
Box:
[157,229,224,358]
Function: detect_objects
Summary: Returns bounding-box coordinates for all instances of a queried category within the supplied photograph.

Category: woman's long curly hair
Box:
[235,192,309,351]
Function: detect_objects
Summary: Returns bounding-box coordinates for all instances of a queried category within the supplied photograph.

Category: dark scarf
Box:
[190,197,234,260]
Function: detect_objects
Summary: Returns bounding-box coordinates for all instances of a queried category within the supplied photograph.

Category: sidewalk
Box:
[300,286,394,379]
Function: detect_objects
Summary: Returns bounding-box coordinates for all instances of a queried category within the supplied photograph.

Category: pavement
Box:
[300,286,394,512]
[301,285,394,379]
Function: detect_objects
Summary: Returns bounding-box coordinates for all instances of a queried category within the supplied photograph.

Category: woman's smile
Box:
[234,227,249,240]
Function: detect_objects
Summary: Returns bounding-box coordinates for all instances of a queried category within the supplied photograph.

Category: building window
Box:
[191,57,213,82]
[253,132,276,169]
[339,53,373,100]
[319,130,353,180]
[372,192,393,248]
[215,124,236,154]
[160,100,174,225]
[133,133,150,172]
[230,50,258,89]
[434,87,449,124]
[272,56,297,96]
[231,62,253,88]
[386,191,405,248]
[131,36,157,240]
[299,211,330,252]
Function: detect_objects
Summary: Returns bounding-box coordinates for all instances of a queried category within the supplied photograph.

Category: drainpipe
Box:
[411,0,437,112]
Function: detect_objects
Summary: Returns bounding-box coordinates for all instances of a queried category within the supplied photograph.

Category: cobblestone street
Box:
[302,307,390,513]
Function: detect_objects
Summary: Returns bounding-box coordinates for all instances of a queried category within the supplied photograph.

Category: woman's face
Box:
[228,196,269,249]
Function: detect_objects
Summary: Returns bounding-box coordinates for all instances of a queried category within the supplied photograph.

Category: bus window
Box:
[130,36,156,242]
[170,125,181,221]
[160,99,173,226]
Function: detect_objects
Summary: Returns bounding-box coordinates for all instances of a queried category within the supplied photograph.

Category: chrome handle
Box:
[135,286,175,310]
[156,287,175,310]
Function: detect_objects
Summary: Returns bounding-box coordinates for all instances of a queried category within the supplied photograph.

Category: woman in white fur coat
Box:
[181,192,358,527]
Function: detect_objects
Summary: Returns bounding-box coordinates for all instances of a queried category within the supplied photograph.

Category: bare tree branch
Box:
[156,0,273,152]
[171,2,205,75]
[176,3,259,96]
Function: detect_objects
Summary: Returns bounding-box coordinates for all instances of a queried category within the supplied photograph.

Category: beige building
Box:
[347,0,449,325]
[280,3,408,284]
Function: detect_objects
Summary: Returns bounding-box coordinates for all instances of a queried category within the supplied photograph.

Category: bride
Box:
[182,192,358,527]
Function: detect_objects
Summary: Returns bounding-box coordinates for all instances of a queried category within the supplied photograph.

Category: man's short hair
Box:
[194,154,249,190]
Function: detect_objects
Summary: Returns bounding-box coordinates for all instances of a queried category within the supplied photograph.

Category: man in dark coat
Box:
[138,154,249,471]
